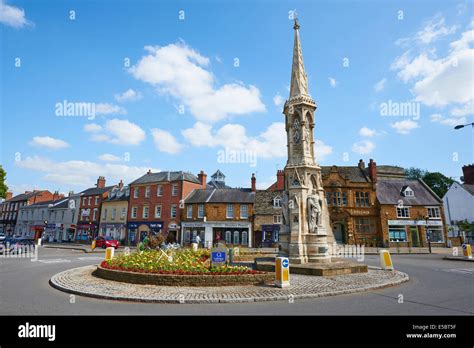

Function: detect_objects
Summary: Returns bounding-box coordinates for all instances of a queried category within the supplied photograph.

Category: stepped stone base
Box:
[256,258,368,276]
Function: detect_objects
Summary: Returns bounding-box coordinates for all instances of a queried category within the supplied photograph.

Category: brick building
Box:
[127,170,206,245]
[99,181,130,243]
[377,179,447,247]
[76,176,115,243]
[181,174,256,248]
[0,190,57,236]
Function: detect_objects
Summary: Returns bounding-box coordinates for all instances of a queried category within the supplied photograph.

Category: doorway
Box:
[333,223,345,244]
[410,226,420,247]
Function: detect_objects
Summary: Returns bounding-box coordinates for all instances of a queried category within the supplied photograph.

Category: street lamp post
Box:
[425,216,432,254]
[454,122,474,130]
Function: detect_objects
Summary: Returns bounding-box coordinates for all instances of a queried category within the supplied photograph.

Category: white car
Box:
[0,233,6,242]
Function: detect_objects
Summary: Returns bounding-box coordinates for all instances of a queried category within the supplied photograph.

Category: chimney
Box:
[358,159,365,171]
[368,159,377,183]
[68,191,74,197]
[198,170,207,187]
[276,170,285,190]
[53,191,59,200]
[118,180,124,189]
[96,176,106,188]
[24,191,31,194]
[251,173,256,192]
[5,191,13,200]
[462,164,474,185]
[147,169,152,174]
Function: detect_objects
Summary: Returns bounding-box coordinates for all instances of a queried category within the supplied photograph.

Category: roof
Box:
[130,171,201,185]
[211,170,226,181]
[321,166,370,183]
[7,190,50,202]
[103,185,130,202]
[254,190,284,215]
[376,179,442,206]
[23,198,66,209]
[376,165,406,180]
[185,188,255,204]
[207,180,231,189]
[462,184,474,195]
[79,185,115,196]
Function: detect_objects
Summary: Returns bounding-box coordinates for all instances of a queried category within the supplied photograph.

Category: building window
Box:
[155,205,162,218]
[95,196,99,205]
[427,207,441,219]
[171,204,177,218]
[403,187,414,197]
[240,204,248,219]
[226,204,234,218]
[103,209,108,220]
[426,226,444,242]
[233,231,240,245]
[82,197,86,206]
[396,207,410,218]
[242,231,248,245]
[187,205,193,218]
[142,206,149,219]
[157,185,163,196]
[145,186,150,198]
[172,184,178,196]
[225,230,232,244]
[355,192,370,207]
[133,188,139,199]
[354,218,375,234]
[389,225,407,242]
[273,215,282,224]
[88,197,91,206]
[112,208,116,220]
[198,204,204,218]
[273,197,282,207]
[131,207,138,219]
[121,207,126,219]
[92,208,98,221]
[326,192,347,207]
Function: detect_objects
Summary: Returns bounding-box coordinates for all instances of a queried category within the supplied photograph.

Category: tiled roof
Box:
[7,190,49,202]
[376,179,442,205]
[321,166,370,183]
[130,171,201,185]
[79,185,115,196]
[254,190,284,215]
[207,180,231,189]
[462,184,474,195]
[185,188,255,204]
[24,198,66,208]
[104,186,130,202]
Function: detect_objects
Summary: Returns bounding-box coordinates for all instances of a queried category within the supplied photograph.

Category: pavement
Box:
[43,242,135,254]
[0,247,473,315]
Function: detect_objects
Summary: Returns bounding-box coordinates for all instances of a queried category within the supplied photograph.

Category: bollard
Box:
[379,250,394,270]
[105,247,115,261]
[91,240,96,250]
[275,257,290,288]
[462,244,472,259]
[37,238,42,246]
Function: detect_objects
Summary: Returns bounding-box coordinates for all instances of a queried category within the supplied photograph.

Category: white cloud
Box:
[430,113,467,127]
[374,78,387,92]
[390,119,419,134]
[151,128,183,154]
[396,14,457,46]
[98,154,121,162]
[95,103,126,115]
[30,136,69,150]
[352,140,376,154]
[391,18,473,117]
[358,127,377,137]
[0,0,32,28]
[87,119,146,145]
[114,89,143,102]
[15,156,159,188]
[314,139,333,162]
[329,77,337,87]
[130,42,265,122]
[273,94,284,107]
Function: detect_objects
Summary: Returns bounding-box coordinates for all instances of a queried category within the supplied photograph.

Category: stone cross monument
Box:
[278,18,335,264]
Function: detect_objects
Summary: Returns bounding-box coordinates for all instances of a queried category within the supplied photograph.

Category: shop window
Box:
[233,231,240,245]
[389,226,407,242]
[242,231,248,245]
[355,218,375,234]
[185,230,191,243]
[225,230,232,244]
[426,227,444,242]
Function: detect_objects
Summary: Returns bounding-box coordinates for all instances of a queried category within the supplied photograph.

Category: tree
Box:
[0,166,8,199]
[422,172,454,198]
[405,167,428,180]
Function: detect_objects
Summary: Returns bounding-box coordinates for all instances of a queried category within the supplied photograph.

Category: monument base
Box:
[256,258,368,276]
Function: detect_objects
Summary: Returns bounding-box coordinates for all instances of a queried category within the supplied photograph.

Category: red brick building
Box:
[0,190,58,236]
[127,170,207,245]
[76,176,115,243]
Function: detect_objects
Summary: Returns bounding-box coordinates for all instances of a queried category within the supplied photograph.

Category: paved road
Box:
[0,247,472,315]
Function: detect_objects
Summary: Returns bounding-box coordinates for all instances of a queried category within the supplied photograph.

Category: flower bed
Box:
[95,249,274,286]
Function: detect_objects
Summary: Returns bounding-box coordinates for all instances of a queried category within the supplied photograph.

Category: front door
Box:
[333,223,345,244]
[410,226,419,247]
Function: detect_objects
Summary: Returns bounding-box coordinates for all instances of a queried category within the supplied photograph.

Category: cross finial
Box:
[293,12,300,30]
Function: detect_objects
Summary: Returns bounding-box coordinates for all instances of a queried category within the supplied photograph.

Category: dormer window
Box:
[401,186,414,197]
[273,196,282,208]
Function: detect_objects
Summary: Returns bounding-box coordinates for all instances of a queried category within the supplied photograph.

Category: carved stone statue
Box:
[281,193,289,226]
[308,193,322,232]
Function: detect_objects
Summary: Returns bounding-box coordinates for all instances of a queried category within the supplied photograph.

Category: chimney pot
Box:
[368,159,377,183]
[462,164,474,185]
[198,170,207,187]
[251,173,256,192]
[96,176,106,188]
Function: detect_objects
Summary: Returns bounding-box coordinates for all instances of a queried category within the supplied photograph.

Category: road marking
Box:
[37,259,71,264]
[77,257,103,261]
[442,268,474,274]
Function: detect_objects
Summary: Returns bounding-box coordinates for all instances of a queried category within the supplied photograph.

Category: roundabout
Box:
[50,264,409,304]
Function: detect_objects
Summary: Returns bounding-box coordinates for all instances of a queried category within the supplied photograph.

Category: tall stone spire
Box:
[289,18,309,98]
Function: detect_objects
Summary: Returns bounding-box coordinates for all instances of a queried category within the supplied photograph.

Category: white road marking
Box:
[77,257,103,261]
[37,259,71,264]
[443,268,474,274]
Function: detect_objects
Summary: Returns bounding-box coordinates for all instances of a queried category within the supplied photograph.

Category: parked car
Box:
[0,233,6,242]
[95,236,119,249]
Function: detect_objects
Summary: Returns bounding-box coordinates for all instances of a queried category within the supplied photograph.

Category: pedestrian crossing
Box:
[36,256,103,264]
[37,259,71,264]
[442,268,474,275]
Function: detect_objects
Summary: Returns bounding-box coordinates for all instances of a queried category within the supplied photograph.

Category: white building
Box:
[443,182,474,244]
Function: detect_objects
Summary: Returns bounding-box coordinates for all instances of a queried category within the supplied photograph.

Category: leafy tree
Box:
[405,167,428,180]
[422,172,454,198]
[0,166,8,199]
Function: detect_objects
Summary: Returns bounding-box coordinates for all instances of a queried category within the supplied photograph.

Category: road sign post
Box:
[379,250,394,270]
[275,257,290,288]
[211,247,227,267]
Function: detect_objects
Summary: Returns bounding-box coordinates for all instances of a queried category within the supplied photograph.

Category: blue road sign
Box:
[282,259,289,268]
[212,251,226,263]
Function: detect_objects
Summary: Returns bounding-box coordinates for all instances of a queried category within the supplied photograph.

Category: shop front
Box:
[387,219,445,247]
[167,222,180,243]
[76,223,99,243]
[126,221,163,246]
[30,225,45,240]
[181,221,252,248]
[99,223,127,242]
[259,224,280,247]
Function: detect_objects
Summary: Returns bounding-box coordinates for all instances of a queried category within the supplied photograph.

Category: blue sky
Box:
[1,0,473,195]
